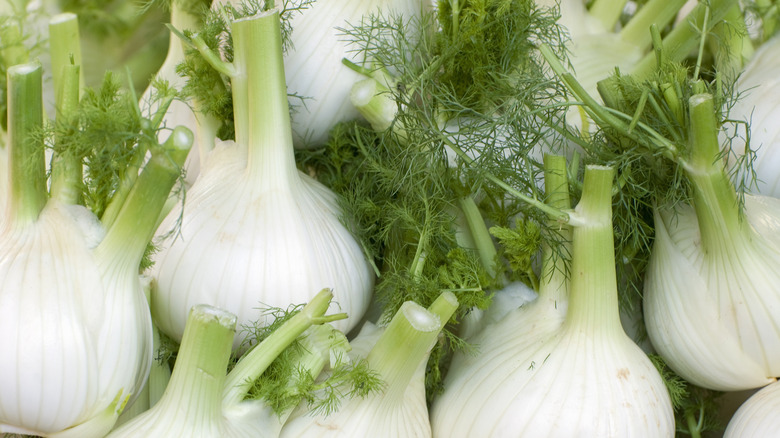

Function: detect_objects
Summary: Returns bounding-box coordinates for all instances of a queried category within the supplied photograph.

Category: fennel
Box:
[151,5,374,348]
[0,58,192,436]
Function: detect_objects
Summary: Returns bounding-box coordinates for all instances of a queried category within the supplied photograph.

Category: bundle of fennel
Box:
[5,0,780,437]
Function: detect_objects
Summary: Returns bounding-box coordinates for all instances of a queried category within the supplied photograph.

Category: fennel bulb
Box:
[280,292,458,438]
[430,165,674,437]
[0,62,193,437]
[108,288,345,438]
[151,7,374,349]
[723,380,780,437]
[283,0,428,148]
[644,94,780,391]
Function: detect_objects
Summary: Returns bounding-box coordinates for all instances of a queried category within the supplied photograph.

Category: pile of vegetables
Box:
[3,0,780,437]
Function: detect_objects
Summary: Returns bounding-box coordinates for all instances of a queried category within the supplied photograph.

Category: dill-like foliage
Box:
[300,2,571,398]
[236,304,382,416]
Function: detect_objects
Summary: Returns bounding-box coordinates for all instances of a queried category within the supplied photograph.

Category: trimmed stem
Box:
[619,0,687,50]
[96,126,193,265]
[564,165,620,333]
[49,13,84,96]
[7,62,47,225]
[365,292,458,398]
[230,11,298,184]
[222,288,345,405]
[685,93,745,253]
[630,0,735,80]
[50,64,82,205]
[587,0,628,31]
[155,304,237,424]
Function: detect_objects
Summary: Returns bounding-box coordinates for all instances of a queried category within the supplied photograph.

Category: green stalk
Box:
[49,13,84,96]
[365,292,458,398]
[230,11,298,184]
[95,126,193,265]
[222,288,347,405]
[619,0,688,51]
[6,62,47,225]
[146,304,237,427]
[563,165,620,333]
[684,93,745,253]
[457,196,497,278]
[587,0,628,31]
[630,0,736,80]
[50,63,82,205]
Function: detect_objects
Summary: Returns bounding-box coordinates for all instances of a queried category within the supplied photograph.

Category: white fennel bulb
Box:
[644,94,780,391]
[280,292,458,438]
[151,8,374,349]
[0,62,193,436]
[108,288,346,438]
[723,34,780,197]
[430,165,674,437]
[724,380,780,437]
[284,0,429,148]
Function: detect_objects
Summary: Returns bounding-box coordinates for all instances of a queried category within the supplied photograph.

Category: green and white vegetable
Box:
[151,7,374,349]
[644,95,780,391]
[430,164,674,437]
[0,60,192,436]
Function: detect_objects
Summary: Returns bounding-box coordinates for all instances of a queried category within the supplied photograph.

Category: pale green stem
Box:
[588,0,628,31]
[49,13,84,96]
[222,288,346,405]
[366,292,458,398]
[6,62,47,225]
[619,0,688,50]
[457,196,497,278]
[50,64,82,205]
[563,165,621,334]
[230,11,298,184]
[95,126,193,267]
[685,93,746,254]
[155,304,237,425]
